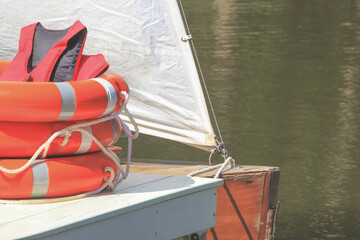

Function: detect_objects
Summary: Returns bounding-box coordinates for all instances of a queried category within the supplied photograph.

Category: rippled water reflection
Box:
[124,1,360,239]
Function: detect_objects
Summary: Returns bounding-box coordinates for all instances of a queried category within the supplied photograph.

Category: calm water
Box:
[123,1,360,239]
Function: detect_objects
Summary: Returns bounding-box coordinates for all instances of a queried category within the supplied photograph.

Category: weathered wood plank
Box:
[130,161,278,177]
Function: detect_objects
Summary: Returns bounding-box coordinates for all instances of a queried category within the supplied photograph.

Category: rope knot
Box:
[59,130,72,146]
[107,181,115,191]
[214,142,228,158]
[104,167,115,191]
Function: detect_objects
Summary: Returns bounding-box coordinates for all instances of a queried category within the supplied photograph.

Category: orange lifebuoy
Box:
[0,73,129,122]
[0,152,118,199]
[0,60,129,199]
[0,119,121,158]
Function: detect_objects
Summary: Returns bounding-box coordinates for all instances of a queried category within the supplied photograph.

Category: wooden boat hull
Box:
[207,166,280,240]
[129,161,280,240]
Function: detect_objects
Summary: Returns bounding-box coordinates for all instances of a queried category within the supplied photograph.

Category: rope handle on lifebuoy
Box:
[0,101,139,204]
[0,166,117,205]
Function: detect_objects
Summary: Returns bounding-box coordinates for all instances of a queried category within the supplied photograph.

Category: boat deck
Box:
[0,173,223,240]
[129,161,280,240]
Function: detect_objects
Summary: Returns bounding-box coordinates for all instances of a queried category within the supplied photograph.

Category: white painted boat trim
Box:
[0,173,223,240]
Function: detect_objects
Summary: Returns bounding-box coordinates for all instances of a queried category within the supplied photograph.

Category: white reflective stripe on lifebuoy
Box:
[75,125,93,154]
[92,78,117,117]
[55,82,76,121]
[108,119,119,147]
[31,159,49,198]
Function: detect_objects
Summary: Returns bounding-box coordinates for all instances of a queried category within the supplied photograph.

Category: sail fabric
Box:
[0,0,216,151]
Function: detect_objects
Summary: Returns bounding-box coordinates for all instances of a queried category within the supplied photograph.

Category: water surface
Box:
[120,1,360,239]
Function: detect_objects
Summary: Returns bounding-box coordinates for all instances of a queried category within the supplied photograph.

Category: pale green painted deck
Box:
[0,173,223,240]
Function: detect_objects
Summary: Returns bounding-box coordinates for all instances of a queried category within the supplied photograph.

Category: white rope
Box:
[0,167,117,205]
[122,106,139,139]
[187,156,235,179]
[0,110,120,174]
[0,102,139,203]
[187,163,224,177]
[0,128,124,204]
[0,104,138,174]
[208,148,216,166]
[214,157,235,178]
[186,142,234,179]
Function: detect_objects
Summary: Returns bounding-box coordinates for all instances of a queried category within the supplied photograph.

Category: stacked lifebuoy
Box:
[0,60,130,199]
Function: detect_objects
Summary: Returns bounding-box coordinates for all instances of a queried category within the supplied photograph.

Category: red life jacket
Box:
[0,21,109,82]
[77,54,109,81]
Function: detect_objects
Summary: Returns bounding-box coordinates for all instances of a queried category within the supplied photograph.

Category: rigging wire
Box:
[178,0,225,147]
[177,0,235,180]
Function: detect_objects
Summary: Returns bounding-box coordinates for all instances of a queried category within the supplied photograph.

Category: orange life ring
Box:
[0,151,118,199]
[0,119,121,158]
[0,60,127,199]
[0,71,129,122]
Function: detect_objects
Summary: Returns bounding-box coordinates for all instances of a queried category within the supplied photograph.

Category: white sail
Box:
[0,0,217,151]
